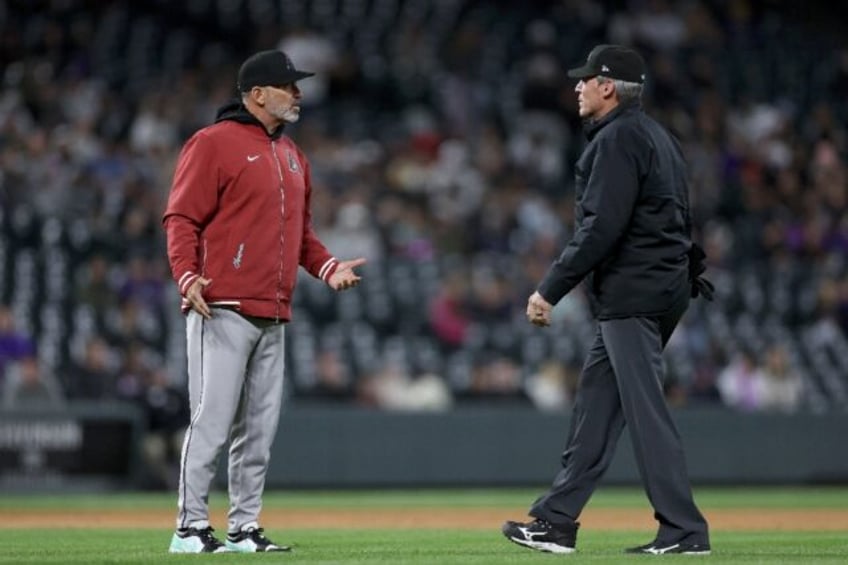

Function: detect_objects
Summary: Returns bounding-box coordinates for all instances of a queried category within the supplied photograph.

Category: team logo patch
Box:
[286,150,300,173]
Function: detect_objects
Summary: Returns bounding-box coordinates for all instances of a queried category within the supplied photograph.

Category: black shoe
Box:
[501,518,577,554]
[625,540,711,555]
[226,526,291,552]
[169,526,228,553]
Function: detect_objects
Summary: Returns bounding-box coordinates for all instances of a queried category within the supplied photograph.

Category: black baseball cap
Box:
[567,45,646,84]
[237,50,314,92]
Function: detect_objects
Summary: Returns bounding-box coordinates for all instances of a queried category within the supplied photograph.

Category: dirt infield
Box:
[1,507,845,531]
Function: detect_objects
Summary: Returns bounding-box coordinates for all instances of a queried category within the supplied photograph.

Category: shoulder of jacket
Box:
[199,120,246,138]
[603,116,648,145]
[187,124,224,146]
[193,122,261,152]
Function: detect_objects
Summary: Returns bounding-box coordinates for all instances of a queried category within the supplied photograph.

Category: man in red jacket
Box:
[164,50,365,554]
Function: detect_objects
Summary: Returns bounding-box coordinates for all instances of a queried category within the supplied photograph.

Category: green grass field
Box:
[0,488,845,564]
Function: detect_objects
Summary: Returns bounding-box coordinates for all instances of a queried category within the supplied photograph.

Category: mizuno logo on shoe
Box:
[626,539,710,555]
[503,520,576,555]
[519,526,546,540]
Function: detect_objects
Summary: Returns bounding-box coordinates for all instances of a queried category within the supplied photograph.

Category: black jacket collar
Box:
[583,99,642,141]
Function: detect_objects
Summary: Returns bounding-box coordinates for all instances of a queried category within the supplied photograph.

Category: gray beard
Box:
[281,109,300,123]
[268,103,300,124]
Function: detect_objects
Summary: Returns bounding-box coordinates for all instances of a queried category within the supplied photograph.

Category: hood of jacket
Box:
[214,99,285,140]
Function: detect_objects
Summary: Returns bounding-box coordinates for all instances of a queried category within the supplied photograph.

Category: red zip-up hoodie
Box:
[163,101,338,321]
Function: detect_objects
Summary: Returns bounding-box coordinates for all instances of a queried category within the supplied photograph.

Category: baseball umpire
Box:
[502,45,713,555]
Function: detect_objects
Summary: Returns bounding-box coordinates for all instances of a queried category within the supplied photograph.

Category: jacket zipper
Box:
[202,239,208,278]
[271,140,286,323]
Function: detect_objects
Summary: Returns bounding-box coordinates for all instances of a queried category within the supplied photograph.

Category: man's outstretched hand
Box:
[329,258,367,291]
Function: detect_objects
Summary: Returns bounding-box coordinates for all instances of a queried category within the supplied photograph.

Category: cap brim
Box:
[567,65,597,79]
[286,70,315,83]
[239,70,316,91]
[265,70,316,87]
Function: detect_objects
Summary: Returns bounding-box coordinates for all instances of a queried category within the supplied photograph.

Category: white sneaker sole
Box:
[509,536,576,554]
[638,546,712,556]
[168,547,229,554]
[169,534,229,553]
[226,540,291,553]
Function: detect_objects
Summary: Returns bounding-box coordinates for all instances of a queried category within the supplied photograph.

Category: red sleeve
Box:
[297,153,339,283]
[162,132,219,296]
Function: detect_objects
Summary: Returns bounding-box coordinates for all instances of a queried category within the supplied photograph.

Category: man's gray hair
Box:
[597,76,643,103]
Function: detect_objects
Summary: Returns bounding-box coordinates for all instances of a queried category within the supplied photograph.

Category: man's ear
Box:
[601,81,616,101]
[250,86,265,106]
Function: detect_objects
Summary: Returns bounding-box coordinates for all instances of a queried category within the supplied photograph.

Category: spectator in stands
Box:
[64,335,117,400]
[114,340,153,400]
[277,28,338,108]
[758,344,803,413]
[461,354,529,405]
[524,360,579,412]
[469,269,516,325]
[716,348,766,411]
[103,297,164,351]
[114,339,187,489]
[1,354,65,409]
[308,348,355,401]
[320,199,385,262]
[74,253,120,320]
[0,304,37,383]
[356,361,452,411]
[117,255,168,313]
[428,270,472,350]
[139,367,189,490]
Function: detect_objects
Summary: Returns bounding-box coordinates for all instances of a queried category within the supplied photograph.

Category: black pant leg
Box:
[600,306,709,545]
[529,326,626,526]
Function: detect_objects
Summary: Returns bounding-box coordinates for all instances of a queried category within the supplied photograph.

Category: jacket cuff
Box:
[178,271,200,296]
[537,272,568,306]
[319,258,339,283]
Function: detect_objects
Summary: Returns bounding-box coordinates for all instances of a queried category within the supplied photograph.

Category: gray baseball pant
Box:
[530,294,709,545]
[176,308,286,534]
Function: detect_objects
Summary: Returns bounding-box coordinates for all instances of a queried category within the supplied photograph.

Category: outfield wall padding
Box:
[2,404,846,490]
[0,402,144,491]
[255,406,848,487]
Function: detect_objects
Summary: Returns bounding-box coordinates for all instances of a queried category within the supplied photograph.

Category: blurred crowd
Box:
[1,0,847,472]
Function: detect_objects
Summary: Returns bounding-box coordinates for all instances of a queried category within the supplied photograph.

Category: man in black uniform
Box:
[502,45,713,555]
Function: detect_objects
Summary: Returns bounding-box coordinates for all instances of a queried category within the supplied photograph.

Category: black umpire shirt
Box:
[538,99,691,319]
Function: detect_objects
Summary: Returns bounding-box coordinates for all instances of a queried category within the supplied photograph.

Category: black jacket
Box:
[538,100,691,319]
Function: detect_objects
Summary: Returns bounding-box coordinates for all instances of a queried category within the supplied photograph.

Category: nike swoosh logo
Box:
[247,155,260,162]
